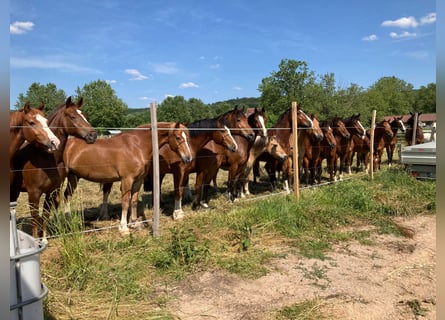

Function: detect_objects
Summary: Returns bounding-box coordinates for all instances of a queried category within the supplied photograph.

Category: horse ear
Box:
[77,97,83,108]
[261,107,266,113]
[23,101,31,113]
[175,122,181,128]
[234,105,238,111]
[37,102,45,111]
[66,96,73,106]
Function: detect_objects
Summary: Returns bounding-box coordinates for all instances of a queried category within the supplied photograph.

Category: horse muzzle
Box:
[84,132,98,144]
[181,155,193,164]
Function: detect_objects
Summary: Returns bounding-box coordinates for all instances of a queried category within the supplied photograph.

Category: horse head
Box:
[52,96,98,144]
[248,107,267,137]
[168,122,193,164]
[14,101,60,152]
[320,120,336,149]
[266,135,288,162]
[332,116,350,139]
[221,106,255,142]
[213,121,238,152]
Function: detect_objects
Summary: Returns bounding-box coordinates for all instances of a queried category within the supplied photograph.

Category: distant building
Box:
[383,113,436,127]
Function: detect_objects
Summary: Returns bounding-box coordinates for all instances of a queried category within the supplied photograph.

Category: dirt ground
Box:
[165,214,436,320]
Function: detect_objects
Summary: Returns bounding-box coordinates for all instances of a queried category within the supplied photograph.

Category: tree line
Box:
[13,59,436,133]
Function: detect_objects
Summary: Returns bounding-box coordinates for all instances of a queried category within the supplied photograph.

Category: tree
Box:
[157,96,193,123]
[75,80,128,130]
[258,59,316,122]
[414,83,436,113]
[366,76,414,117]
[14,82,66,114]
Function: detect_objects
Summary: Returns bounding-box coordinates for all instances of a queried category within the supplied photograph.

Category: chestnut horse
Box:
[10,97,98,240]
[190,107,266,209]
[385,116,406,166]
[301,115,334,186]
[125,115,239,220]
[10,102,60,184]
[303,118,336,185]
[372,119,394,170]
[318,117,350,181]
[335,114,366,179]
[63,122,193,234]
[253,106,322,192]
[85,106,255,221]
[405,112,424,146]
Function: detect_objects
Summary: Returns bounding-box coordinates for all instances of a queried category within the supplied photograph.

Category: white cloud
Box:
[210,63,220,69]
[139,96,149,100]
[420,13,436,25]
[382,16,418,28]
[179,82,199,89]
[389,31,417,39]
[125,69,149,80]
[10,21,34,34]
[232,86,242,91]
[362,34,378,41]
[152,62,178,74]
[106,79,117,84]
[10,57,97,73]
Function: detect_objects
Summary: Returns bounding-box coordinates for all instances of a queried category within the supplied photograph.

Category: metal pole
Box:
[291,102,300,199]
[150,102,160,237]
[369,110,376,180]
[411,113,419,146]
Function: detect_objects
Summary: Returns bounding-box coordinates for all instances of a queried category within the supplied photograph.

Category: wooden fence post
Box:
[369,110,376,180]
[150,102,160,237]
[411,113,419,146]
[291,102,300,199]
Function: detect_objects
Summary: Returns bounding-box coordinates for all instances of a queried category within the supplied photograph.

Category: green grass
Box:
[40,167,435,319]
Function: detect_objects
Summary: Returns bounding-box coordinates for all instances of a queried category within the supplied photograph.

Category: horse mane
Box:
[273,108,292,128]
[46,101,67,124]
[9,110,22,128]
[187,118,219,137]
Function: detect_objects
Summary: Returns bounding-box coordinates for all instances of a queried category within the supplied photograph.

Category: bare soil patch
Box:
[165,214,436,319]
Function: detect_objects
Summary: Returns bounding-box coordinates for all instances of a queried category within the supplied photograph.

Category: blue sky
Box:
[10,0,436,108]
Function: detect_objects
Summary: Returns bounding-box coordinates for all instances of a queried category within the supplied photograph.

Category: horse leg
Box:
[27,191,43,239]
[192,171,205,211]
[129,179,143,230]
[173,171,185,220]
[100,182,113,220]
[118,179,133,235]
[63,171,78,214]
[42,190,62,242]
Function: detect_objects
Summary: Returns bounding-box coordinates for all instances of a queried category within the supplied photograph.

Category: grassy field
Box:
[11,159,436,319]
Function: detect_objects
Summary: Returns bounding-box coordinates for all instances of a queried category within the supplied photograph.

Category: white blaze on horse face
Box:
[181,131,192,158]
[77,109,90,123]
[301,111,313,128]
[357,120,366,139]
[399,120,406,132]
[36,114,61,148]
[224,125,238,151]
[258,115,267,136]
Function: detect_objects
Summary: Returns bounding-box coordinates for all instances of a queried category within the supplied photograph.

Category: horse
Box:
[253,106,322,192]
[371,119,394,171]
[423,121,436,143]
[299,114,328,186]
[10,102,61,184]
[335,114,366,179]
[306,119,336,185]
[63,122,193,234]
[405,112,424,146]
[81,105,255,222]
[190,107,268,210]
[351,131,371,173]
[385,116,406,166]
[318,116,350,181]
[127,115,239,221]
[10,97,98,240]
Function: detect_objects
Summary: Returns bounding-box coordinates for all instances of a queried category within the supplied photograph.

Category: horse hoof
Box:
[119,226,130,236]
[173,210,184,220]
[200,202,209,208]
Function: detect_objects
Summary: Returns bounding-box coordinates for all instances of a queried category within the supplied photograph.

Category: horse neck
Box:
[188,120,217,152]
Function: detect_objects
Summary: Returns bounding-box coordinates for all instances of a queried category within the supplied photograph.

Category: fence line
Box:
[33,171,369,242]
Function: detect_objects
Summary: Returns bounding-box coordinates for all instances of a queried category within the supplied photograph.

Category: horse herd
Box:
[9,97,426,240]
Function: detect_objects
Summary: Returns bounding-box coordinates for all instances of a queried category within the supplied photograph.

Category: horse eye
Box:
[176,136,181,141]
